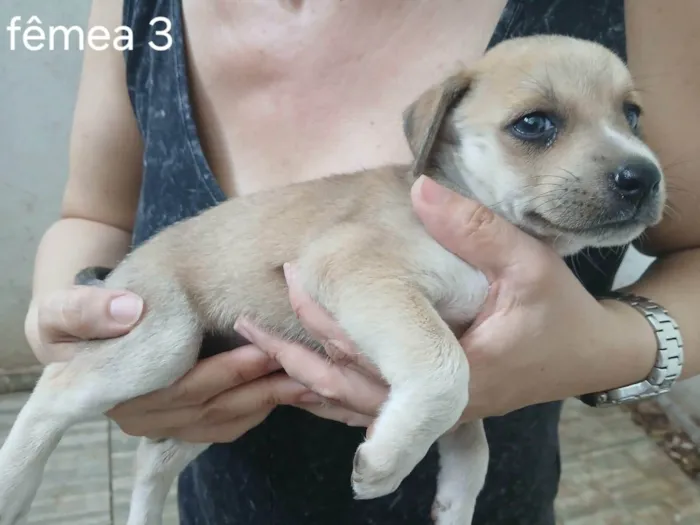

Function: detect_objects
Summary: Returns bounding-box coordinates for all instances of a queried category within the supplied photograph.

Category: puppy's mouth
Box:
[522,211,644,237]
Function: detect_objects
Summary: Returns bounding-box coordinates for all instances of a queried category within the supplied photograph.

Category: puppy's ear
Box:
[402,71,472,177]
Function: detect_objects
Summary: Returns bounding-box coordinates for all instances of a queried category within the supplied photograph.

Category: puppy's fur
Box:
[0,35,665,525]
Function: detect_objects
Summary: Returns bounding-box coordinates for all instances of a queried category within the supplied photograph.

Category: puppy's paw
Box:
[351,442,411,500]
[431,497,471,525]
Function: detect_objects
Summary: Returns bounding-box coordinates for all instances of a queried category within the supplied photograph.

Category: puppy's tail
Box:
[74,265,114,287]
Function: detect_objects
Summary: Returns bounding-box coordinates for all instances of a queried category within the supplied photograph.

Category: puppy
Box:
[0,35,665,525]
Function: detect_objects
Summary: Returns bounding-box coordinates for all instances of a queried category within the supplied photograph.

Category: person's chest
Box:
[181,0,508,197]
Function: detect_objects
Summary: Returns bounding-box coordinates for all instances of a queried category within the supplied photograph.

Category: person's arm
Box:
[24,0,145,363]
[600,0,700,380]
[31,0,142,301]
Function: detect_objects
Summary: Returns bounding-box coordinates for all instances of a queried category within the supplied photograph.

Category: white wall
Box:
[0,0,91,370]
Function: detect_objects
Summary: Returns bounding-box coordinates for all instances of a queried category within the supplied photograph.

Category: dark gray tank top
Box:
[123,1,628,523]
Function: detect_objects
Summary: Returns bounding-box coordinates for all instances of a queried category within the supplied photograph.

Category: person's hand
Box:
[25,285,146,364]
[408,176,655,419]
[234,272,386,430]
[235,175,657,425]
[107,344,312,443]
[25,285,313,443]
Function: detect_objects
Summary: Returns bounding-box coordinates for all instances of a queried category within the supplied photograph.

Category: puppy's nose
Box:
[610,159,661,204]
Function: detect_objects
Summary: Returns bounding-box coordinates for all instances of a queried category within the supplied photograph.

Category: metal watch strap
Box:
[579,292,684,407]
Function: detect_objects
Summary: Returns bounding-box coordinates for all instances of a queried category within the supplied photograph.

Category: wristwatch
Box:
[578,292,684,407]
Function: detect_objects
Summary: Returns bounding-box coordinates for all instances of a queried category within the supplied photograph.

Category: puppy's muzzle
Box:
[608,157,662,209]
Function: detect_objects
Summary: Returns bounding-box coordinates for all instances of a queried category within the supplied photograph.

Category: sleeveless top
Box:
[123,1,628,523]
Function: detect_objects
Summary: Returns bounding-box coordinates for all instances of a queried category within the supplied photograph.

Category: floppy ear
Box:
[402,71,472,177]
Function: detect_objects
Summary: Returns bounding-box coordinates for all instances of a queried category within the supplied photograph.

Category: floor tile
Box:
[556,400,700,525]
[0,392,111,525]
[1,393,698,524]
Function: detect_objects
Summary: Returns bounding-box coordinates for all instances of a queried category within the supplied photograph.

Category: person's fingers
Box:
[109,345,282,414]
[283,263,383,378]
[112,372,309,438]
[200,372,309,423]
[234,317,387,416]
[284,264,355,352]
[293,402,375,428]
[113,405,204,437]
[26,300,74,364]
[323,340,385,382]
[38,286,144,344]
[410,176,550,281]
[155,409,272,444]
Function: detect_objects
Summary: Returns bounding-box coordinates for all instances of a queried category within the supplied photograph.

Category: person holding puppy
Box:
[24,0,700,524]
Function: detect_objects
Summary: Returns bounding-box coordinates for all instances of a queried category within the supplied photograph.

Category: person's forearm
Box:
[619,0,700,384]
[624,247,700,380]
[597,247,700,394]
[32,217,131,300]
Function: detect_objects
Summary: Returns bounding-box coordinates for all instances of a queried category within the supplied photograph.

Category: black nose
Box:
[610,159,661,204]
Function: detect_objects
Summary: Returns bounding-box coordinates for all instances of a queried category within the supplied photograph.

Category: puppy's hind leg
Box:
[126,438,207,525]
[433,420,489,525]
[0,361,126,525]
[0,300,202,525]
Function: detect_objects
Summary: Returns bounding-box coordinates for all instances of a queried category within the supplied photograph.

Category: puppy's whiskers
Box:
[557,167,580,182]
[580,247,606,276]
[664,203,682,221]
[530,193,569,215]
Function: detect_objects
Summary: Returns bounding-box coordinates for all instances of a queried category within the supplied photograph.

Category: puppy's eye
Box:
[624,102,641,132]
[510,112,557,143]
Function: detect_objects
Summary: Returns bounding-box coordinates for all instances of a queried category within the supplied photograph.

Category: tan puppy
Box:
[0,35,665,525]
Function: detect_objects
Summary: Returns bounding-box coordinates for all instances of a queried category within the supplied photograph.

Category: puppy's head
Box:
[403,35,666,255]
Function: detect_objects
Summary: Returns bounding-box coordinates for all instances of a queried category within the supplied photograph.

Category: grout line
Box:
[108,418,115,525]
[658,396,700,446]
[0,368,41,395]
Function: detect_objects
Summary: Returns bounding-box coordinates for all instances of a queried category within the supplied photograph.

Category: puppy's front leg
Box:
[340,286,469,499]
[302,261,471,500]
[126,438,208,525]
[433,421,489,525]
